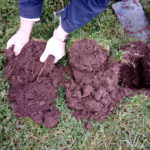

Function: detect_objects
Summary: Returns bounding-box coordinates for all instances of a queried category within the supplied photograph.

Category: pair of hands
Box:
[7,19,68,63]
[7,0,140,62]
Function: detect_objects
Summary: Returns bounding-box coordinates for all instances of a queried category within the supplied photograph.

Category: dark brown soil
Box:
[5,40,69,128]
[119,41,150,89]
[66,39,150,123]
[5,39,150,128]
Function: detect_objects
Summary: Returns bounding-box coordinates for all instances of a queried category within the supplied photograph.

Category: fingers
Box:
[40,44,61,63]
[40,37,66,63]
[54,57,58,64]
[6,38,15,49]
[6,37,28,56]
[40,48,50,62]
[40,46,59,63]
[14,41,25,56]
[40,39,55,63]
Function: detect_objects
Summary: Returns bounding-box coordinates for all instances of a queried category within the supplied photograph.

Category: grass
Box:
[0,0,150,149]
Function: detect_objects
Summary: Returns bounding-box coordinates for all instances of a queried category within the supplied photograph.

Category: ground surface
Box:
[5,38,150,130]
[5,41,62,128]
[0,0,150,150]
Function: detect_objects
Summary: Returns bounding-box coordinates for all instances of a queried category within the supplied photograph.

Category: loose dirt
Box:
[5,39,150,128]
[66,39,150,123]
[5,41,68,128]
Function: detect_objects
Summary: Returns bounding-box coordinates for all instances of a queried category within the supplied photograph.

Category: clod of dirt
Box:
[69,39,108,72]
[85,122,93,130]
[65,39,150,122]
[5,40,68,128]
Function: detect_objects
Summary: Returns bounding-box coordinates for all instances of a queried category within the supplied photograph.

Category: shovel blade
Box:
[112,0,150,40]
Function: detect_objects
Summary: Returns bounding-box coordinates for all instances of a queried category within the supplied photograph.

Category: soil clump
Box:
[5,39,150,128]
[66,39,150,122]
[5,40,68,128]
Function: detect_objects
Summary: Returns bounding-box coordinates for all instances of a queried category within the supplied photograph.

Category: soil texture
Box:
[5,41,68,128]
[66,39,150,123]
[5,39,150,128]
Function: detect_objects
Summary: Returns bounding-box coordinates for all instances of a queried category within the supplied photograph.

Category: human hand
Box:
[40,24,69,63]
[6,30,30,56]
[40,35,66,63]
[6,18,34,56]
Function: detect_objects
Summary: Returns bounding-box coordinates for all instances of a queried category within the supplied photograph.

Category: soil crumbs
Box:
[5,39,150,128]
[5,41,68,128]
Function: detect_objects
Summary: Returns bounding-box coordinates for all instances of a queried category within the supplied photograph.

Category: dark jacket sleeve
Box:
[61,0,109,33]
[19,0,44,19]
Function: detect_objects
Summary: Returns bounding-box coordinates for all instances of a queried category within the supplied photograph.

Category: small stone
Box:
[85,123,93,130]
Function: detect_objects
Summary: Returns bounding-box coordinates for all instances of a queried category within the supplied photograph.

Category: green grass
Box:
[0,0,150,149]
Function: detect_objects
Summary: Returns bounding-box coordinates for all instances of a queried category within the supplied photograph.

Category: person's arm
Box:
[40,0,110,63]
[7,0,43,55]
[40,23,68,63]
[61,0,109,33]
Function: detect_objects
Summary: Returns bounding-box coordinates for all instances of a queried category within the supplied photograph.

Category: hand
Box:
[6,18,34,56]
[40,24,69,63]
[7,30,29,56]
[40,35,66,63]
